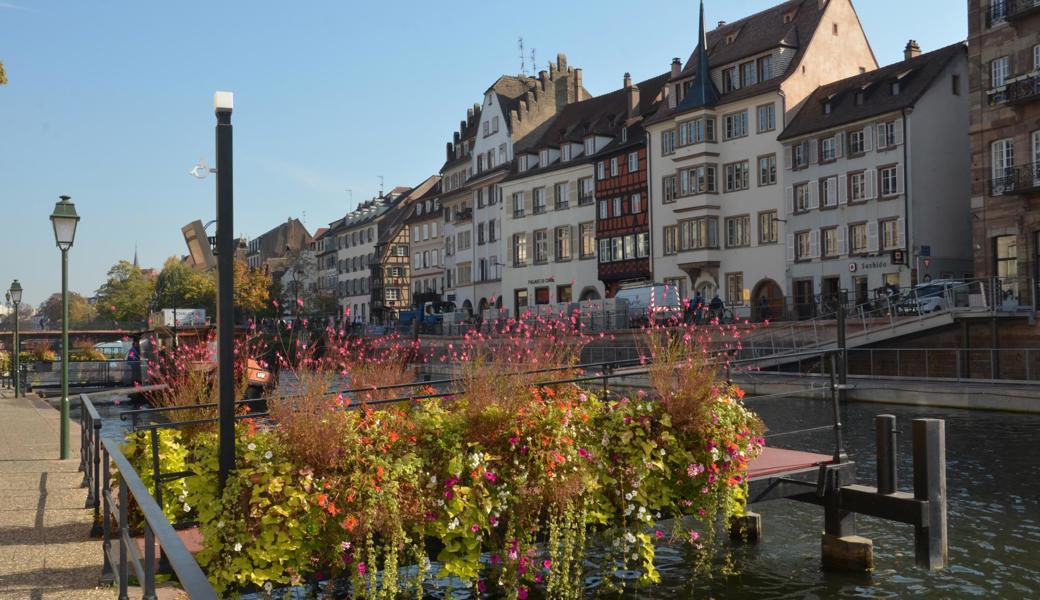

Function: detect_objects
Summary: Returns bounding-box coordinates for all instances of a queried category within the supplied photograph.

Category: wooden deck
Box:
[746,446,833,480]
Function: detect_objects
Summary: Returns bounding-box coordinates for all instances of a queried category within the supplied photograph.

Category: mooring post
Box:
[876,414,897,494]
[912,418,948,570]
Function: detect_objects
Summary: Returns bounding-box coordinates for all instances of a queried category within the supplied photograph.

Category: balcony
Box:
[1008,0,1040,20]
[991,162,1040,196]
[454,207,473,223]
[988,73,1040,107]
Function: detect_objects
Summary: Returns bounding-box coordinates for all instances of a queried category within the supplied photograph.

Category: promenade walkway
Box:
[0,389,114,600]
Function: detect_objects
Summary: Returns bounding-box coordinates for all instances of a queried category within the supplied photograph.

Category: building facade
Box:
[645,0,877,318]
[407,182,447,302]
[245,218,312,273]
[778,43,971,315]
[333,199,386,323]
[969,0,1040,304]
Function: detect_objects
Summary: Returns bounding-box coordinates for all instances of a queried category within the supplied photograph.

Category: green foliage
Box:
[70,348,106,362]
[234,259,272,316]
[38,292,96,328]
[0,351,9,375]
[152,257,216,314]
[0,60,7,86]
[96,260,155,323]
[120,430,190,525]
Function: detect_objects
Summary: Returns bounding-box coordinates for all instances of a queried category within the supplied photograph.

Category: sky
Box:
[0,0,967,306]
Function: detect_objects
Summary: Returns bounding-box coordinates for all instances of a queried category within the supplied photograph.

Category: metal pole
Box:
[60,249,70,460]
[12,300,18,397]
[215,101,235,490]
[912,418,948,570]
[876,414,897,494]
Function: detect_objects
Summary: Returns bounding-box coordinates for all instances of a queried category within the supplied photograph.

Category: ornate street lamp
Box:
[50,195,79,460]
[8,280,22,397]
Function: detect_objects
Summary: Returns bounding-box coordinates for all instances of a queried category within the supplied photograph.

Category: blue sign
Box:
[920,245,931,257]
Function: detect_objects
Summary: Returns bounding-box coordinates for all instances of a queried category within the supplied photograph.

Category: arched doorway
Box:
[579,287,601,302]
[751,279,785,322]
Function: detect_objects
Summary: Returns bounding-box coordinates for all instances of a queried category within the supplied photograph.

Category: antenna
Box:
[531,48,537,76]
[518,36,527,76]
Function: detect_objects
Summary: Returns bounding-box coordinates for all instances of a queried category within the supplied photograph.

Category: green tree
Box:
[153,257,216,315]
[0,61,7,86]
[233,259,272,317]
[38,292,96,327]
[96,261,156,323]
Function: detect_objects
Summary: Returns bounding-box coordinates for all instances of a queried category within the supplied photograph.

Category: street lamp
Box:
[213,91,236,490]
[50,195,79,460]
[8,280,22,397]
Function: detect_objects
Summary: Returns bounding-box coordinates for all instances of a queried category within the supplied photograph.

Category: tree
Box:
[233,259,272,317]
[0,61,7,86]
[38,292,96,328]
[95,261,156,324]
[152,257,216,315]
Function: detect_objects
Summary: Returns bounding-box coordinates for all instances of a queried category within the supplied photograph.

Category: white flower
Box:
[624,532,636,544]
[264,581,273,592]
[234,542,243,552]
[631,553,639,561]
[247,443,257,451]
[624,491,634,501]
[217,520,225,529]
[183,503,191,513]
[264,450,273,460]
[430,475,438,485]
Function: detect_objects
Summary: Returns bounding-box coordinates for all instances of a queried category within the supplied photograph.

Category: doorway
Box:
[794,279,815,320]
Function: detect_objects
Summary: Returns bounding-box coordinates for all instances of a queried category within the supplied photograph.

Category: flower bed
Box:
[124,319,764,598]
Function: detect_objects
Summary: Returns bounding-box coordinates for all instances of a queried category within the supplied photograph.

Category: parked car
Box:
[898,280,973,314]
[614,284,683,327]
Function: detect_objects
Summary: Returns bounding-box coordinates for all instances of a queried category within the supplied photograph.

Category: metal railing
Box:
[846,347,1040,382]
[79,392,218,599]
[27,360,146,390]
[79,392,105,537]
[990,162,1040,194]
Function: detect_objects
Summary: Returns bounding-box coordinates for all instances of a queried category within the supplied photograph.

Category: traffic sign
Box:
[920,245,931,257]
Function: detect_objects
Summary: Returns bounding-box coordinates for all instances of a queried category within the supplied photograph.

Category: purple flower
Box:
[357,562,366,576]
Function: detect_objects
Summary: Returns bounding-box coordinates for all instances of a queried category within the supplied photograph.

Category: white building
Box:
[333,191,407,323]
[645,0,877,319]
[777,42,971,313]
[407,183,447,300]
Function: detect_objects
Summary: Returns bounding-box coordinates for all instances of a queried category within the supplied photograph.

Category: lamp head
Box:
[50,195,80,251]
[8,280,22,305]
[214,91,234,114]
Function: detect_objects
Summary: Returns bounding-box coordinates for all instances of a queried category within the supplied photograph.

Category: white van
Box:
[613,284,683,327]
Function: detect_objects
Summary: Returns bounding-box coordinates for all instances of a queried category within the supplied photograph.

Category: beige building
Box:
[645,0,877,318]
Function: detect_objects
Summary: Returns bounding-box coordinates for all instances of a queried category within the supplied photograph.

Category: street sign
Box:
[891,249,907,265]
[920,245,931,257]
[848,262,858,273]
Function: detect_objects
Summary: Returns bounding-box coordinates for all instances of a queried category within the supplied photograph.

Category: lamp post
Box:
[214,91,236,490]
[8,280,21,396]
[50,195,79,460]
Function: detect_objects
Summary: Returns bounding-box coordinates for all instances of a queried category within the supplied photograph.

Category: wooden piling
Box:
[912,418,948,570]
[876,414,897,495]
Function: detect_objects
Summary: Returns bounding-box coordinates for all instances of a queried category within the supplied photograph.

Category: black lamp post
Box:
[8,280,22,397]
[214,91,236,489]
[50,195,80,460]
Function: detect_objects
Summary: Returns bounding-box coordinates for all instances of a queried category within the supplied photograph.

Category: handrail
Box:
[101,434,218,599]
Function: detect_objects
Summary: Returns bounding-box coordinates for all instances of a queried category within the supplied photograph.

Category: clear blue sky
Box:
[0,0,966,306]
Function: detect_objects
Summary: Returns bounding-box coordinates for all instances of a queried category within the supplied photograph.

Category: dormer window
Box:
[417,203,424,215]
[726,34,736,44]
[585,137,596,156]
[783,11,794,24]
[561,145,572,161]
[519,154,529,172]
[854,91,865,106]
[891,82,901,96]
[621,127,628,143]
[823,102,832,114]
[539,149,550,166]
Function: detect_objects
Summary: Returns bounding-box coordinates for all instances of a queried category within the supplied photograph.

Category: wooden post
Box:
[876,414,897,495]
[912,418,948,570]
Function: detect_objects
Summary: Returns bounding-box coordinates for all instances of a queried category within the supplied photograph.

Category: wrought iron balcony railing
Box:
[991,162,1040,196]
[988,73,1040,106]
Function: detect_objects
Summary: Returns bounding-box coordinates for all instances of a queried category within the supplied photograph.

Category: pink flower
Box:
[484,471,498,483]
[471,524,480,533]
[490,515,499,526]
[490,554,501,566]
[689,530,700,543]
[542,559,551,569]
[444,490,454,500]
[655,530,664,539]
[357,562,366,576]
[518,586,529,600]
[478,580,487,593]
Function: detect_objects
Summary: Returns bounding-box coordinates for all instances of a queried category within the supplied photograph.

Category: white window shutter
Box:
[809,181,819,210]
[837,225,848,255]
[785,186,794,215]
[838,173,848,204]
[896,165,905,196]
[865,168,877,199]
[835,133,844,158]
[867,221,879,253]
[864,128,874,152]
[809,139,819,164]
[809,229,820,259]
[784,145,793,170]
[876,124,887,150]
[893,120,904,146]
[786,233,795,262]
[826,176,838,206]
[896,217,906,249]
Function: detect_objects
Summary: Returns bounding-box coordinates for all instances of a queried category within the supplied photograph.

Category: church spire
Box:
[677,0,719,111]
[133,243,139,268]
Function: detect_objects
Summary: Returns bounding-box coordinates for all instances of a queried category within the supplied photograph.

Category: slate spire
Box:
[677,0,720,110]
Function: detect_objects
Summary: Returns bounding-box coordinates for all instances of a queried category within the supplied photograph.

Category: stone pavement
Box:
[0,389,115,600]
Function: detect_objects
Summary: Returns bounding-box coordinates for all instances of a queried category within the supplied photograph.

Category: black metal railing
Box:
[79,392,106,537]
[988,73,1040,107]
[990,162,1040,195]
[1007,0,1040,20]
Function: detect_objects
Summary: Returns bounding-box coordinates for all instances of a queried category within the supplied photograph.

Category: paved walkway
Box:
[0,389,115,600]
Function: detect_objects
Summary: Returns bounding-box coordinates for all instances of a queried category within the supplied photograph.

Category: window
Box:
[757,55,773,82]
[499,144,506,164]
[758,155,777,186]
[512,192,525,217]
[992,138,1015,193]
[534,230,548,263]
[621,127,628,143]
[386,288,399,302]
[610,157,619,177]
[477,222,485,245]
[890,81,901,96]
[952,74,961,95]
[613,196,622,217]
[492,116,499,133]
[881,219,900,250]
[599,239,611,263]
[539,149,549,167]
[795,231,812,261]
[578,177,594,205]
[758,211,778,244]
[631,193,642,214]
[555,226,572,261]
[821,137,836,161]
[994,235,1017,280]
[793,143,807,168]
[723,111,748,140]
[628,152,639,173]
[624,235,636,260]
[848,130,865,155]
[991,56,1009,88]
[457,264,472,286]
[580,223,595,258]
[740,61,757,87]
[822,227,839,257]
[1035,44,1040,71]
[519,155,529,172]
[663,175,678,203]
[612,237,624,261]
[723,67,738,92]
[849,171,867,202]
[726,273,744,306]
[585,137,596,156]
[533,188,546,214]
[598,200,608,220]
[554,182,569,210]
[724,161,750,192]
[677,217,719,250]
[850,223,868,254]
[677,117,716,146]
[636,233,650,258]
[680,165,717,195]
[561,144,572,162]
[795,183,811,212]
[422,223,430,240]
[756,103,776,133]
[663,225,678,255]
[488,219,496,243]
[725,215,750,248]
[597,161,606,180]
[878,121,899,148]
[513,233,528,266]
[557,285,572,303]
[822,177,838,207]
[661,129,676,155]
[880,165,899,197]
[412,225,419,241]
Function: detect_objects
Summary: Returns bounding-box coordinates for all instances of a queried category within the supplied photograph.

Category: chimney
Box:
[574,67,584,101]
[904,39,921,60]
[539,70,549,88]
[717,20,726,28]
[624,72,632,88]
[628,84,641,120]
[671,57,681,79]
[459,121,466,135]
[466,107,474,119]
[446,142,453,162]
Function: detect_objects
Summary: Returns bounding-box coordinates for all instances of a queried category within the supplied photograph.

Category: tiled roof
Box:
[778,43,965,140]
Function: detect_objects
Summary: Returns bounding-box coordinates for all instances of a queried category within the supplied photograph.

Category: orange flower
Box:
[376,465,385,480]
[388,431,399,443]
[342,516,358,532]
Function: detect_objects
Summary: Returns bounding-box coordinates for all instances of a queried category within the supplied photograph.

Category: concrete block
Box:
[821,533,874,572]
